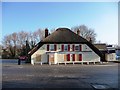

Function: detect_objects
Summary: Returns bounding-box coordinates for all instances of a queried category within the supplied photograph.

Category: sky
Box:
[2,2,118,45]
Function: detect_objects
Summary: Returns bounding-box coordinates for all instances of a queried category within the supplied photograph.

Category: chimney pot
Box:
[77,29,80,35]
[89,37,92,43]
[45,28,48,38]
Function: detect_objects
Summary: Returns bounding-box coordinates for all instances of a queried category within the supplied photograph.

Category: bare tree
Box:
[36,28,45,41]
[71,25,97,43]
[11,32,18,57]
[2,34,15,58]
[17,31,29,46]
[28,32,35,49]
[2,31,30,58]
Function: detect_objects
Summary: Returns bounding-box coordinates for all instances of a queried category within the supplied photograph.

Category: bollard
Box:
[73,62,74,65]
[100,62,103,64]
[49,62,51,65]
[31,59,34,65]
[65,62,66,65]
[40,62,42,65]
[18,59,21,65]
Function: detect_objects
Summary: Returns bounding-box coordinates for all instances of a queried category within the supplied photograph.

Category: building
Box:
[28,28,104,65]
[114,45,120,60]
[94,44,116,61]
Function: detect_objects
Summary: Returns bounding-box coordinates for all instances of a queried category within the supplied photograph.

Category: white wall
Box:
[81,44,100,62]
[57,54,64,62]
[31,44,100,64]
[31,45,47,64]
[54,53,57,64]
[82,44,92,51]
[82,52,100,62]
[106,53,116,61]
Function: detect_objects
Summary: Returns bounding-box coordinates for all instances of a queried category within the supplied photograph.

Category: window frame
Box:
[75,44,80,51]
[64,44,68,51]
[50,44,54,51]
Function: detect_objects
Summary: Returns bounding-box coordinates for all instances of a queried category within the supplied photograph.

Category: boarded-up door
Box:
[75,54,79,61]
[64,54,67,61]
[49,54,54,64]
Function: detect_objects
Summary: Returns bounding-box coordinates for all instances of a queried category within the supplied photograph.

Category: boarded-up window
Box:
[49,54,54,63]
[36,54,41,61]
[64,54,67,61]
[75,54,79,61]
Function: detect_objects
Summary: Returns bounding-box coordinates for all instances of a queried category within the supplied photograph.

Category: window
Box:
[85,45,88,49]
[75,46,79,51]
[48,44,57,51]
[75,45,80,51]
[61,44,70,51]
[75,44,82,51]
[64,44,68,51]
[50,44,54,51]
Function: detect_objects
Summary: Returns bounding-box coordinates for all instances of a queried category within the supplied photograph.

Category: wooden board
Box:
[49,54,54,63]
[36,54,41,61]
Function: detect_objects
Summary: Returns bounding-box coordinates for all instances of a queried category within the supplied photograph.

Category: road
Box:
[2,59,119,90]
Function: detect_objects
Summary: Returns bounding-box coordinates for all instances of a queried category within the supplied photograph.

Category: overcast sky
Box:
[2,2,118,45]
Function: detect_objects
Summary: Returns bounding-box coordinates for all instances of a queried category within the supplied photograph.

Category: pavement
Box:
[1,59,119,90]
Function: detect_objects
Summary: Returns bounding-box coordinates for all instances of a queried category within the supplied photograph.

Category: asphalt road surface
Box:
[2,59,119,90]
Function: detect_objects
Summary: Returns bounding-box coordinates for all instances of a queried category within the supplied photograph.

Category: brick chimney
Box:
[77,29,80,35]
[45,28,49,38]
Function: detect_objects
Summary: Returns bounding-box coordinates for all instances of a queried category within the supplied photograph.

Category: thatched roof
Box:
[28,28,104,61]
[41,28,87,43]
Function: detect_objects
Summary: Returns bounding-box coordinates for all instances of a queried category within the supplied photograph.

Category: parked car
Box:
[18,56,28,61]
